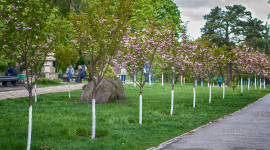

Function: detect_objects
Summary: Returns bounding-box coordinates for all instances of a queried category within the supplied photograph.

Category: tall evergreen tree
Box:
[244,18,267,51]
[201,5,251,47]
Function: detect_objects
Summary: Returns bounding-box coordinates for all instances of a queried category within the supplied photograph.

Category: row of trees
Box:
[201,4,270,86]
[118,27,270,117]
[1,1,269,149]
[0,0,182,148]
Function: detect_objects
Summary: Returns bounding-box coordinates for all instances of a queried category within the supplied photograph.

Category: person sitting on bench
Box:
[5,66,18,85]
[75,66,86,83]
[5,66,18,76]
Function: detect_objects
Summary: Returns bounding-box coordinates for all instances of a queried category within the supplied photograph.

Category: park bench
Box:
[0,76,20,87]
[62,76,89,83]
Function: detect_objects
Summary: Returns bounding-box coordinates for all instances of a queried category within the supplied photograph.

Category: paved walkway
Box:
[0,83,85,100]
[149,94,270,150]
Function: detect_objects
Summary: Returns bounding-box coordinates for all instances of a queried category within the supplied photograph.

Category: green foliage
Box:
[68,0,133,82]
[201,4,267,50]
[230,78,238,94]
[0,0,57,89]
[0,54,9,72]
[131,0,182,37]
[36,78,62,84]
[154,67,171,81]
[86,64,116,78]
[51,0,83,17]
[103,65,116,78]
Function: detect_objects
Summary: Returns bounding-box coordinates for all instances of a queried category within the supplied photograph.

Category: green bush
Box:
[36,78,62,84]
[104,65,116,78]
[85,65,116,78]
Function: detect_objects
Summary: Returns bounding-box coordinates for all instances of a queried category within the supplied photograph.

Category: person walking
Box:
[75,66,86,83]
[144,61,150,83]
[120,65,127,84]
[217,77,222,87]
[66,64,74,82]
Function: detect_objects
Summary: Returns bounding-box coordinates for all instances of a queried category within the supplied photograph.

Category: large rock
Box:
[79,77,125,104]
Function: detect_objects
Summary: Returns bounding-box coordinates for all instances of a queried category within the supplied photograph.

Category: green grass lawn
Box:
[0,83,269,150]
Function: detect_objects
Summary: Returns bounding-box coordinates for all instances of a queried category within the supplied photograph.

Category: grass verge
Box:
[0,83,269,149]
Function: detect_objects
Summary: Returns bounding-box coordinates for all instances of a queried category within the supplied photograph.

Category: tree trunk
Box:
[91,92,96,139]
[170,74,174,116]
[149,72,151,86]
[193,77,196,108]
[264,76,265,89]
[241,74,243,92]
[201,77,203,87]
[260,75,261,89]
[248,74,250,91]
[222,76,225,99]
[162,71,163,86]
[179,69,181,85]
[27,91,33,150]
[35,84,37,102]
[209,78,211,103]
[134,74,136,87]
[139,88,143,124]
[227,62,232,87]
[255,74,257,89]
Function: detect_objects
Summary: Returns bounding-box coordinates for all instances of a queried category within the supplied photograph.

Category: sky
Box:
[174,0,270,40]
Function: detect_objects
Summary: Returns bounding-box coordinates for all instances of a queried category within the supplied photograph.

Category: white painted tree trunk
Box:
[162,72,163,86]
[264,77,265,89]
[255,78,256,89]
[134,75,136,87]
[213,82,214,87]
[260,78,261,89]
[91,99,96,139]
[26,105,32,150]
[149,73,151,86]
[193,87,196,108]
[248,78,250,91]
[139,94,142,124]
[201,81,203,87]
[241,78,243,92]
[181,76,183,85]
[170,90,174,116]
[209,84,211,103]
[133,74,136,87]
[222,82,225,99]
[35,84,37,102]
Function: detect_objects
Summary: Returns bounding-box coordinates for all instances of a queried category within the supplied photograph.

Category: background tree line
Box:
[201,4,270,86]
